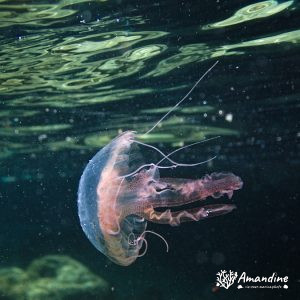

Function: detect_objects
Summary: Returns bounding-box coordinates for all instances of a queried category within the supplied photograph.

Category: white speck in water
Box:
[225,113,233,122]
[218,110,223,116]
[38,134,47,141]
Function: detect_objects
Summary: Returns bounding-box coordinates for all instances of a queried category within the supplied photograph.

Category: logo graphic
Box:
[216,270,238,289]
[215,271,289,290]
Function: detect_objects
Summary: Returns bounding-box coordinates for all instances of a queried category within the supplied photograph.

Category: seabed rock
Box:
[0,255,112,300]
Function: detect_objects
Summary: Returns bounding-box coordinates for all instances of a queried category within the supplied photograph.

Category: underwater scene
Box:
[0,0,299,299]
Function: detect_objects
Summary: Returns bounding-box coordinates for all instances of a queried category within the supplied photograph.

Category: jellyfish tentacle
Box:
[156,136,220,166]
[158,156,217,168]
[120,136,219,179]
[142,230,169,253]
[135,136,219,167]
[134,140,179,166]
[137,238,148,257]
[118,163,177,179]
[128,230,168,258]
[128,229,168,250]
[143,61,219,135]
[141,204,236,226]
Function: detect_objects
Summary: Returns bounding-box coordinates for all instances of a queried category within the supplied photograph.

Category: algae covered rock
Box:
[0,255,112,300]
[0,267,28,299]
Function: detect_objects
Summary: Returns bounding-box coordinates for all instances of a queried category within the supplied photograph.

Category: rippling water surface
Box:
[0,0,299,299]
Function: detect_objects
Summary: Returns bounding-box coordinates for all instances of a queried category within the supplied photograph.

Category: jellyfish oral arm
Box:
[152,172,243,206]
[139,172,243,226]
[141,204,236,226]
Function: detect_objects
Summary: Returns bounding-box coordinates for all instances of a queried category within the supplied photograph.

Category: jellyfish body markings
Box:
[78,131,243,266]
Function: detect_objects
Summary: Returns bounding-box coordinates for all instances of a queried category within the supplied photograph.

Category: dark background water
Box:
[0,0,299,299]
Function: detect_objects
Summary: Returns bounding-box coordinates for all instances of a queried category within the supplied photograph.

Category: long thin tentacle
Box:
[142,61,219,135]
[134,137,219,167]
[119,136,219,179]
[137,238,148,257]
[136,230,169,258]
[142,230,169,253]
[119,163,177,179]
[134,140,179,166]
[156,136,220,166]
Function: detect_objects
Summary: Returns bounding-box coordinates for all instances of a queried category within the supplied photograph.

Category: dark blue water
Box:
[0,0,299,299]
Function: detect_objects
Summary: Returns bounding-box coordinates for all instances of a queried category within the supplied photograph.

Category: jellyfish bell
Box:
[78,131,147,266]
[78,130,243,266]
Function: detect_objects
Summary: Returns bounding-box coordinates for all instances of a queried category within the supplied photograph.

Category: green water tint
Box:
[0,0,298,165]
[1,0,299,96]
[142,105,214,114]
[84,124,238,148]
[202,0,294,29]
[0,124,71,136]
[0,0,109,28]
[0,118,239,159]
[0,109,39,117]
[145,28,300,78]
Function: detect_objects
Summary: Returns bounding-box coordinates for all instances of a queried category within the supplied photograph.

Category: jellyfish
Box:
[77,62,243,266]
[78,131,243,266]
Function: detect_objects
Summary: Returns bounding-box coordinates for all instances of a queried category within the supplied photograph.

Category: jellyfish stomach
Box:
[140,172,243,226]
